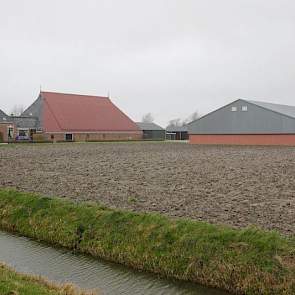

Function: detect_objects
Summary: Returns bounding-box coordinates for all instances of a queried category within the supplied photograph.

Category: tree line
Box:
[142,111,200,127]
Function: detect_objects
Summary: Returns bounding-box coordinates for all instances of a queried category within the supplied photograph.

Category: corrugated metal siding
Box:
[143,130,165,140]
[248,100,295,118]
[188,100,295,134]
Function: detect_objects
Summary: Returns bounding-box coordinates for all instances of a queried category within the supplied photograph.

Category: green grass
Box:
[0,263,96,295]
[0,189,294,294]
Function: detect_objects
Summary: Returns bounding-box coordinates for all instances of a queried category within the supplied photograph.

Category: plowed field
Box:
[1,142,294,235]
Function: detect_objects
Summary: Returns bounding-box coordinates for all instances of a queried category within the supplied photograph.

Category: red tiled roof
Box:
[41,91,140,132]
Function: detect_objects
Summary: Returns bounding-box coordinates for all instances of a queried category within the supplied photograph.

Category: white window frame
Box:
[65,133,74,141]
[7,126,14,139]
[17,128,29,137]
[231,106,237,112]
[241,105,248,111]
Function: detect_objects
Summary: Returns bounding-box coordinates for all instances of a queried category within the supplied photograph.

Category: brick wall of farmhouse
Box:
[43,132,143,142]
[0,123,15,142]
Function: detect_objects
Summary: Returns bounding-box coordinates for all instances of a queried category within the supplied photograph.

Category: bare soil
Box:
[0,142,294,235]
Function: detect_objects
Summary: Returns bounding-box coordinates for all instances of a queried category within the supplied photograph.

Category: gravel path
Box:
[1,142,294,235]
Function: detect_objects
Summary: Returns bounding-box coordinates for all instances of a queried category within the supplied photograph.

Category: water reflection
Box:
[0,231,227,295]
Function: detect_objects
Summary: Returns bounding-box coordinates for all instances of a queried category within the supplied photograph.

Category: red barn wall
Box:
[189,134,295,146]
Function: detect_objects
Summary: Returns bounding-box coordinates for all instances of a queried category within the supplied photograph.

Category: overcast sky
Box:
[1,0,295,126]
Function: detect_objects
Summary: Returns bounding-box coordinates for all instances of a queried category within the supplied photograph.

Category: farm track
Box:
[1,142,294,235]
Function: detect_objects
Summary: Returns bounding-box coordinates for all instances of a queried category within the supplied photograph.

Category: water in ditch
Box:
[0,231,228,295]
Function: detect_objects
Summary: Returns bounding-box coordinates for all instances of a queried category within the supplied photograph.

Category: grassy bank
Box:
[0,263,96,295]
[0,189,294,294]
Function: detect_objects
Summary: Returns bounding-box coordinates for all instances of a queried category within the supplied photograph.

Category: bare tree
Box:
[183,110,200,125]
[142,113,154,123]
[10,104,24,116]
[167,111,200,128]
[189,111,200,121]
[167,118,182,128]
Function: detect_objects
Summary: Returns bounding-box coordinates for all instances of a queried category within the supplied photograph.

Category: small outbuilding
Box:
[166,125,188,140]
[136,122,165,140]
[188,99,295,146]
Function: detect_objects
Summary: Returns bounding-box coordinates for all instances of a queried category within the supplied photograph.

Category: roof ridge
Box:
[41,91,109,99]
[136,122,164,130]
[245,99,295,108]
[241,99,295,119]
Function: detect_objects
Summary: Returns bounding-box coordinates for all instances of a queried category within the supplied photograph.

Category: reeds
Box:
[0,263,99,295]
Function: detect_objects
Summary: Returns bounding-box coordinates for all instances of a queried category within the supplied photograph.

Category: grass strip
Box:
[0,263,97,295]
[0,189,294,294]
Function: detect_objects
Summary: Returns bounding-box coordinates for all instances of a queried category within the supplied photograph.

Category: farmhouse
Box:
[10,116,40,140]
[20,91,142,142]
[188,99,295,146]
[136,122,165,140]
[0,109,15,142]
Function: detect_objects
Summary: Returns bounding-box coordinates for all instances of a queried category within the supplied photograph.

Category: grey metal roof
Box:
[136,122,164,131]
[9,116,40,128]
[166,125,188,132]
[22,94,43,122]
[0,109,9,122]
[246,100,295,119]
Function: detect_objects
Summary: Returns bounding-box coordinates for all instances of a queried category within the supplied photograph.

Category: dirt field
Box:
[0,142,294,235]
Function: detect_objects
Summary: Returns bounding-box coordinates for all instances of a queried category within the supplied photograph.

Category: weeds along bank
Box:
[0,263,96,295]
[0,189,294,295]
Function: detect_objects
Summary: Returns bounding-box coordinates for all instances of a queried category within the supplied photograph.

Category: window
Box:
[2,117,6,121]
[7,127,14,139]
[18,129,29,137]
[231,106,237,112]
[241,106,248,111]
[65,133,73,141]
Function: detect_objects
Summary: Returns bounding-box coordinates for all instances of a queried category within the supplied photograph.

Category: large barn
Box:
[21,91,142,142]
[188,99,295,146]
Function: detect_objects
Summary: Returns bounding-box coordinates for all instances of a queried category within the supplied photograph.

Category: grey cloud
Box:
[1,0,295,126]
